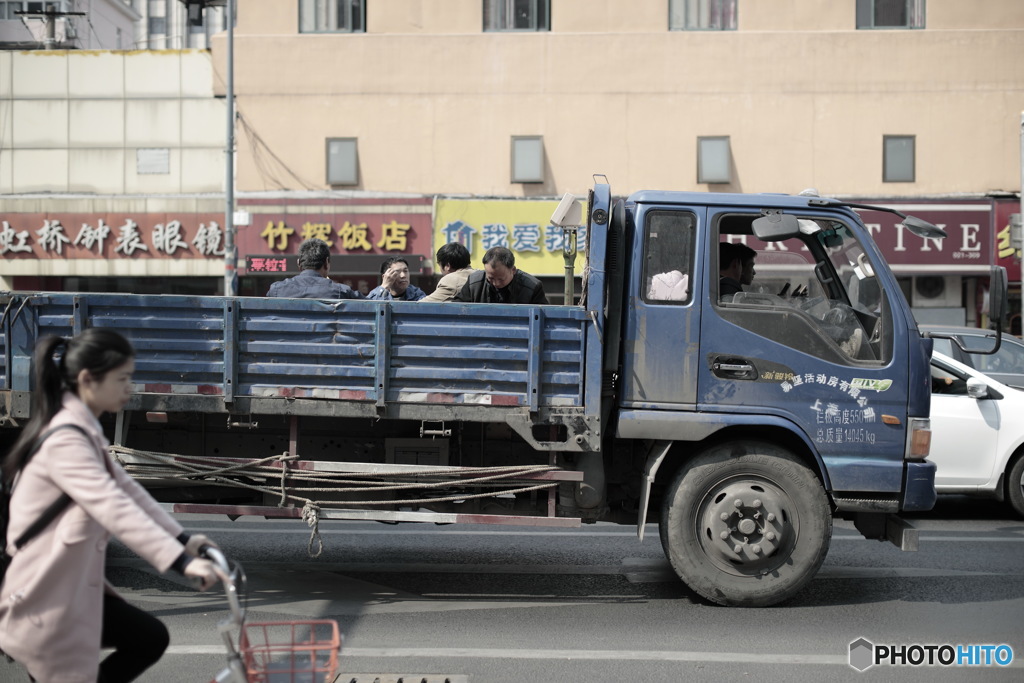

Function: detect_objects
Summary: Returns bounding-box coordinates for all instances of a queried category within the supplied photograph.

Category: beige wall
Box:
[213,1,1024,198]
[3,2,1022,202]
[240,1,1024,35]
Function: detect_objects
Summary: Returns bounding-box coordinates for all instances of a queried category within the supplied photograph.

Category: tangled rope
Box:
[109,445,563,556]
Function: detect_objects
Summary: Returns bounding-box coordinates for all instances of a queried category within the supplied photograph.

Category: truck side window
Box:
[643,211,696,304]
[714,215,893,366]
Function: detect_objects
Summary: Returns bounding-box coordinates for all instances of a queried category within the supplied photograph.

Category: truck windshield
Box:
[716,214,892,365]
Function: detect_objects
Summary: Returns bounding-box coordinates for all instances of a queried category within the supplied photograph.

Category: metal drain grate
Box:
[338,675,469,683]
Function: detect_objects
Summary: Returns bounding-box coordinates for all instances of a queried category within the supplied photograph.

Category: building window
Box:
[327,138,359,185]
[300,0,365,33]
[1,1,71,20]
[883,135,915,182]
[856,0,925,29]
[148,15,166,35]
[484,0,549,32]
[669,0,737,31]
[511,136,544,183]
[137,148,170,175]
[698,136,731,184]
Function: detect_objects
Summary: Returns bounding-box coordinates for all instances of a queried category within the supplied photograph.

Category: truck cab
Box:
[574,183,1003,606]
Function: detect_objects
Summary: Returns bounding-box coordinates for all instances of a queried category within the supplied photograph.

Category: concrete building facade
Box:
[2,1,1023,317]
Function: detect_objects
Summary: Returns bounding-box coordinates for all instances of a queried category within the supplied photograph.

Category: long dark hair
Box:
[3,328,134,479]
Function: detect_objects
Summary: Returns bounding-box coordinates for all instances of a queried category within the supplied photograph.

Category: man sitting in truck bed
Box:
[455,246,548,305]
[367,257,426,301]
[266,238,364,299]
[421,242,475,302]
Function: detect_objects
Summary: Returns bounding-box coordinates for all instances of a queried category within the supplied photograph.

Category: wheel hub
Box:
[706,486,787,564]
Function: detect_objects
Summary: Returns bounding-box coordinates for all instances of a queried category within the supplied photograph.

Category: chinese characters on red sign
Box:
[258,219,414,253]
[0,216,226,258]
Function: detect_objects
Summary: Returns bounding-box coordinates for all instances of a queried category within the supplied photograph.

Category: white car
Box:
[929,351,1024,517]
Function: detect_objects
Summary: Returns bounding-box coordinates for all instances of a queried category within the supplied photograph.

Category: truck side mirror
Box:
[988,265,1008,329]
[900,215,947,240]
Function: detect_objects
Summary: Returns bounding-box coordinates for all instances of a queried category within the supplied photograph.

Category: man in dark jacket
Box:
[455,246,548,304]
[266,238,363,299]
[719,241,756,298]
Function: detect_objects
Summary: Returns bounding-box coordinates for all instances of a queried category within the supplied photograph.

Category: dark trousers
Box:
[98,594,169,683]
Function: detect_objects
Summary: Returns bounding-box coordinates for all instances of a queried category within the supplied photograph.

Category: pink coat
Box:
[0,393,187,682]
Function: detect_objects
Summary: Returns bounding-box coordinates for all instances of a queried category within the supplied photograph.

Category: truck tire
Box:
[659,441,831,607]
[1007,455,1024,519]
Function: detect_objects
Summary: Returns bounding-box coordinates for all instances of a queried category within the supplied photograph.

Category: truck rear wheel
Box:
[659,441,831,607]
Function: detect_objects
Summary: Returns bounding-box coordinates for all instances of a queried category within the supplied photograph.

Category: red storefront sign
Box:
[236,197,432,275]
[0,197,434,277]
[0,212,225,260]
[854,201,994,275]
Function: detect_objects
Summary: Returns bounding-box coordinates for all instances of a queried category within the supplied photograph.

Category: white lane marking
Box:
[109,555,1016,584]
[162,645,843,665]
[164,645,1024,667]
[178,525,1024,542]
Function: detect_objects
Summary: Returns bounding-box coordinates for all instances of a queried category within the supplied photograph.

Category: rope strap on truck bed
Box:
[109,445,565,556]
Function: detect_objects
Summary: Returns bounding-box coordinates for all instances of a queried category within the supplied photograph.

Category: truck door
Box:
[618,203,704,407]
[697,208,909,494]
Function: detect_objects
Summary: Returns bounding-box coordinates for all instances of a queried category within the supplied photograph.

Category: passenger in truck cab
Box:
[719,241,757,299]
[421,242,475,302]
[367,257,426,301]
[455,246,549,305]
[266,238,363,299]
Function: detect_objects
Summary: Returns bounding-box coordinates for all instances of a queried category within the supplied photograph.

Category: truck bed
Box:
[1,292,600,451]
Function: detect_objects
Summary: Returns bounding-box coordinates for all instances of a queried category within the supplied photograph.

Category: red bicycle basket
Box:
[239,619,341,683]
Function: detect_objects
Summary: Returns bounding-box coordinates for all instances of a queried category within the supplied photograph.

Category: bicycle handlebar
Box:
[200,545,245,624]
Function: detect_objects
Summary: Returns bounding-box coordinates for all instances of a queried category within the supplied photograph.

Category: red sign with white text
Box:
[0,213,226,260]
[854,202,994,274]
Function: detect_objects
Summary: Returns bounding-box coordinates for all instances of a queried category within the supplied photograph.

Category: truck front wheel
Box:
[659,442,831,607]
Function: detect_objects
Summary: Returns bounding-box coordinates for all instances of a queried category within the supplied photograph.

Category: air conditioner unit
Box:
[912,275,961,308]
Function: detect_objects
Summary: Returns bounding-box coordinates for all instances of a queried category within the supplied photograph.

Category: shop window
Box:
[299,0,365,33]
[484,0,549,32]
[883,135,915,183]
[856,0,925,29]
[669,0,737,31]
[327,138,359,185]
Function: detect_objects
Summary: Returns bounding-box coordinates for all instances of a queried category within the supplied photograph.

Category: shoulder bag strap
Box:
[12,423,92,550]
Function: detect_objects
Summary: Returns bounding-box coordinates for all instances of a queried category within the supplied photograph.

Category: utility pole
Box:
[224,0,236,296]
[180,0,235,295]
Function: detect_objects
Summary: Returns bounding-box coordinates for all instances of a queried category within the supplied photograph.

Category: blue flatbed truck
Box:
[1,181,1006,606]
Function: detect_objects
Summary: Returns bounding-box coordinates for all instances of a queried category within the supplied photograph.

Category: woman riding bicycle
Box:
[0,329,226,682]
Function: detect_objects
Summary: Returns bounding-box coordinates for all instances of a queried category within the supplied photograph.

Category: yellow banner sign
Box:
[433,199,587,277]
